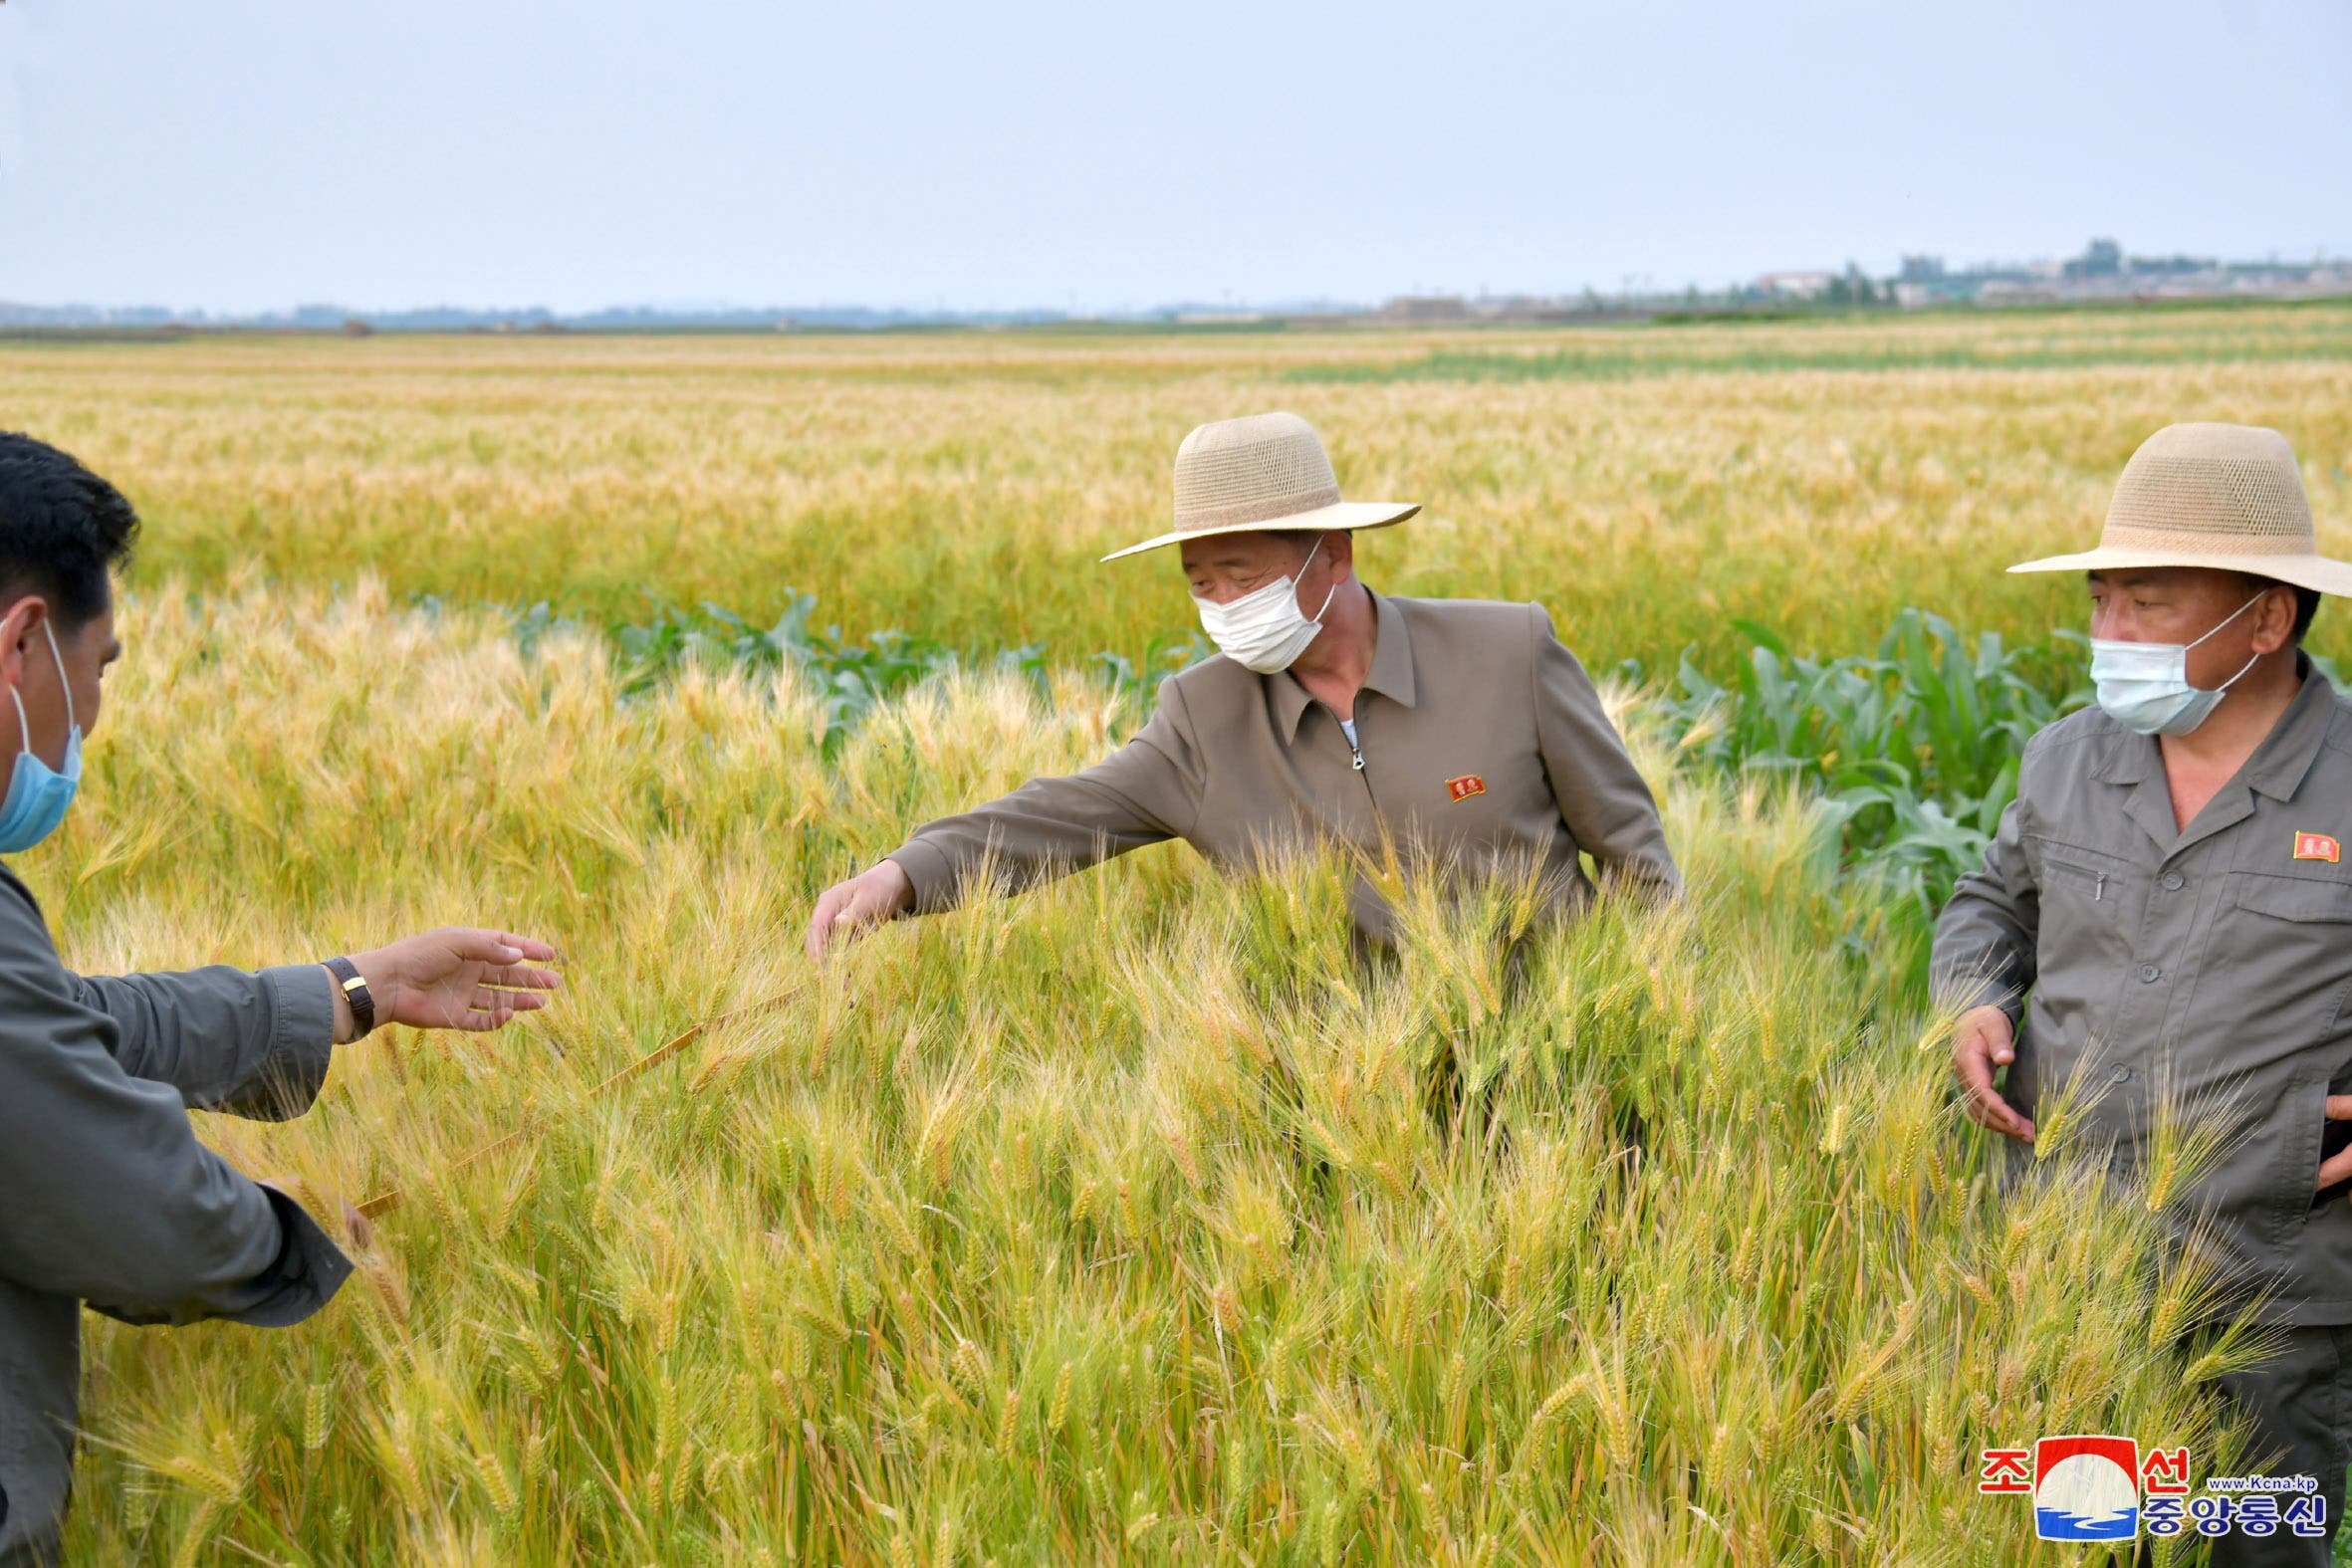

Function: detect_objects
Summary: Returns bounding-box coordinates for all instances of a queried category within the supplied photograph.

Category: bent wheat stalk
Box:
[355,987,808,1219]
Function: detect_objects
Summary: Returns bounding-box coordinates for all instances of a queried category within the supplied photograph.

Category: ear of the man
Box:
[2255,583,2299,654]
[1323,532,1356,582]
[0,596,44,693]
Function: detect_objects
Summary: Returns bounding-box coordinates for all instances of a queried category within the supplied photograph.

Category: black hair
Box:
[0,432,140,629]
[2235,571,2322,645]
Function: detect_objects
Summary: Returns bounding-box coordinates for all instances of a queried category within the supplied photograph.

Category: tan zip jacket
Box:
[885,588,1681,944]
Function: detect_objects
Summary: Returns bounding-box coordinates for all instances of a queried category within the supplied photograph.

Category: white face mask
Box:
[2089,590,2265,737]
[1192,533,1338,674]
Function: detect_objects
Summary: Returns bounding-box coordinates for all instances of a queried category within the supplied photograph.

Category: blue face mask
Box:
[0,621,84,854]
[2088,590,2264,738]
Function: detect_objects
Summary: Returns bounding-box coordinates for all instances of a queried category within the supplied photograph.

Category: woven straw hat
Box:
[1099,411,1419,562]
[2009,422,2351,595]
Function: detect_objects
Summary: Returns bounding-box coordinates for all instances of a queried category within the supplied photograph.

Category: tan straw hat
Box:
[1099,411,1419,562]
[2009,421,2352,595]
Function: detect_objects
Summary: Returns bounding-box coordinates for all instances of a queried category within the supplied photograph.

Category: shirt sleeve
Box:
[884,674,1207,915]
[0,883,352,1326]
[1930,780,2041,1023]
[1529,604,1683,903]
[70,964,337,1121]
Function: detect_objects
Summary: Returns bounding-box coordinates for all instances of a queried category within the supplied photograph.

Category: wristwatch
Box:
[324,955,376,1037]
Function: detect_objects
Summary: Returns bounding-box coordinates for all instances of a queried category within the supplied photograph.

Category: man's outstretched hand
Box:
[807,860,914,962]
[331,928,563,1042]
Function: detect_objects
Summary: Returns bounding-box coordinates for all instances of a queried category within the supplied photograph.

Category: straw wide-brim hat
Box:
[2009,421,2352,596]
[1100,410,1419,562]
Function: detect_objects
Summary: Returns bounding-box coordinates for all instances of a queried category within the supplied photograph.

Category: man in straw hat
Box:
[807,410,1679,959]
[1935,422,2352,1563]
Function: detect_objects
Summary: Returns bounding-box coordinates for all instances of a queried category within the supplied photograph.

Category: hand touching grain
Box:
[807,860,915,962]
[1950,1004,2035,1142]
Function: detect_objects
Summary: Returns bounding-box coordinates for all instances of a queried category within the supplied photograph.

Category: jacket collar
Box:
[2091,653,2335,803]
[1271,585,1417,743]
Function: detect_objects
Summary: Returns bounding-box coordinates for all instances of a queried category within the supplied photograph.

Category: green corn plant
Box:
[1643,607,2072,932]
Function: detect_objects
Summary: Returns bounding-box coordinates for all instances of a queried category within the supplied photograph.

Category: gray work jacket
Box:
[887,589,1682,944]
[0,862,350,1565]
[1933,660,2352,1323]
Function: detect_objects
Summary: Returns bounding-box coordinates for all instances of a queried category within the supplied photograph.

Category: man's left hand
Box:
[331,928,563,1042]
[2314,1096,2352,1193]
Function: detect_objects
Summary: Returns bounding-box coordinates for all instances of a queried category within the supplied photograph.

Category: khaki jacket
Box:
[0,864,350,1565]
[1933,660,2352,1323]
[886,588,1681,943]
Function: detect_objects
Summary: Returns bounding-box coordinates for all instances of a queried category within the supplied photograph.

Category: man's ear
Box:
[2253,583,2299,655]
[1325,532,1356,582]
[0,596,44,693]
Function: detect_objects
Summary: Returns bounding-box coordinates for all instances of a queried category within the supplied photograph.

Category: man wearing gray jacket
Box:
[0,432,562,1564]
[1937,424,2352,1565]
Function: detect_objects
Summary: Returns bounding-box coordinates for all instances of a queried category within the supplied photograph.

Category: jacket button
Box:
[2161,873,2184,891]
[2111,1065,2133,1083]
[2137,964,2161,983]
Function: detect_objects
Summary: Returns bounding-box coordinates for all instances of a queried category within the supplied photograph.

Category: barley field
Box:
[5,304,2350,1564]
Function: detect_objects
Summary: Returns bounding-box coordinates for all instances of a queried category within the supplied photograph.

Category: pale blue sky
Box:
[1,0,2346,314]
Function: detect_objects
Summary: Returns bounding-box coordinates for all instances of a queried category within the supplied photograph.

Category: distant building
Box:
[2064,238,2123,281]
[1978,278,2060,304]
[1470,294,1558,320]
[1755,271,1835,299]
[1899,256,1946,284]
[1377,296,1474,323]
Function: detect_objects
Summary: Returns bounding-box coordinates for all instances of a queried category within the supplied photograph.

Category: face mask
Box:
[1193,533,1339,674]
[0,621,84,854]
[2089,590,2265,737]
